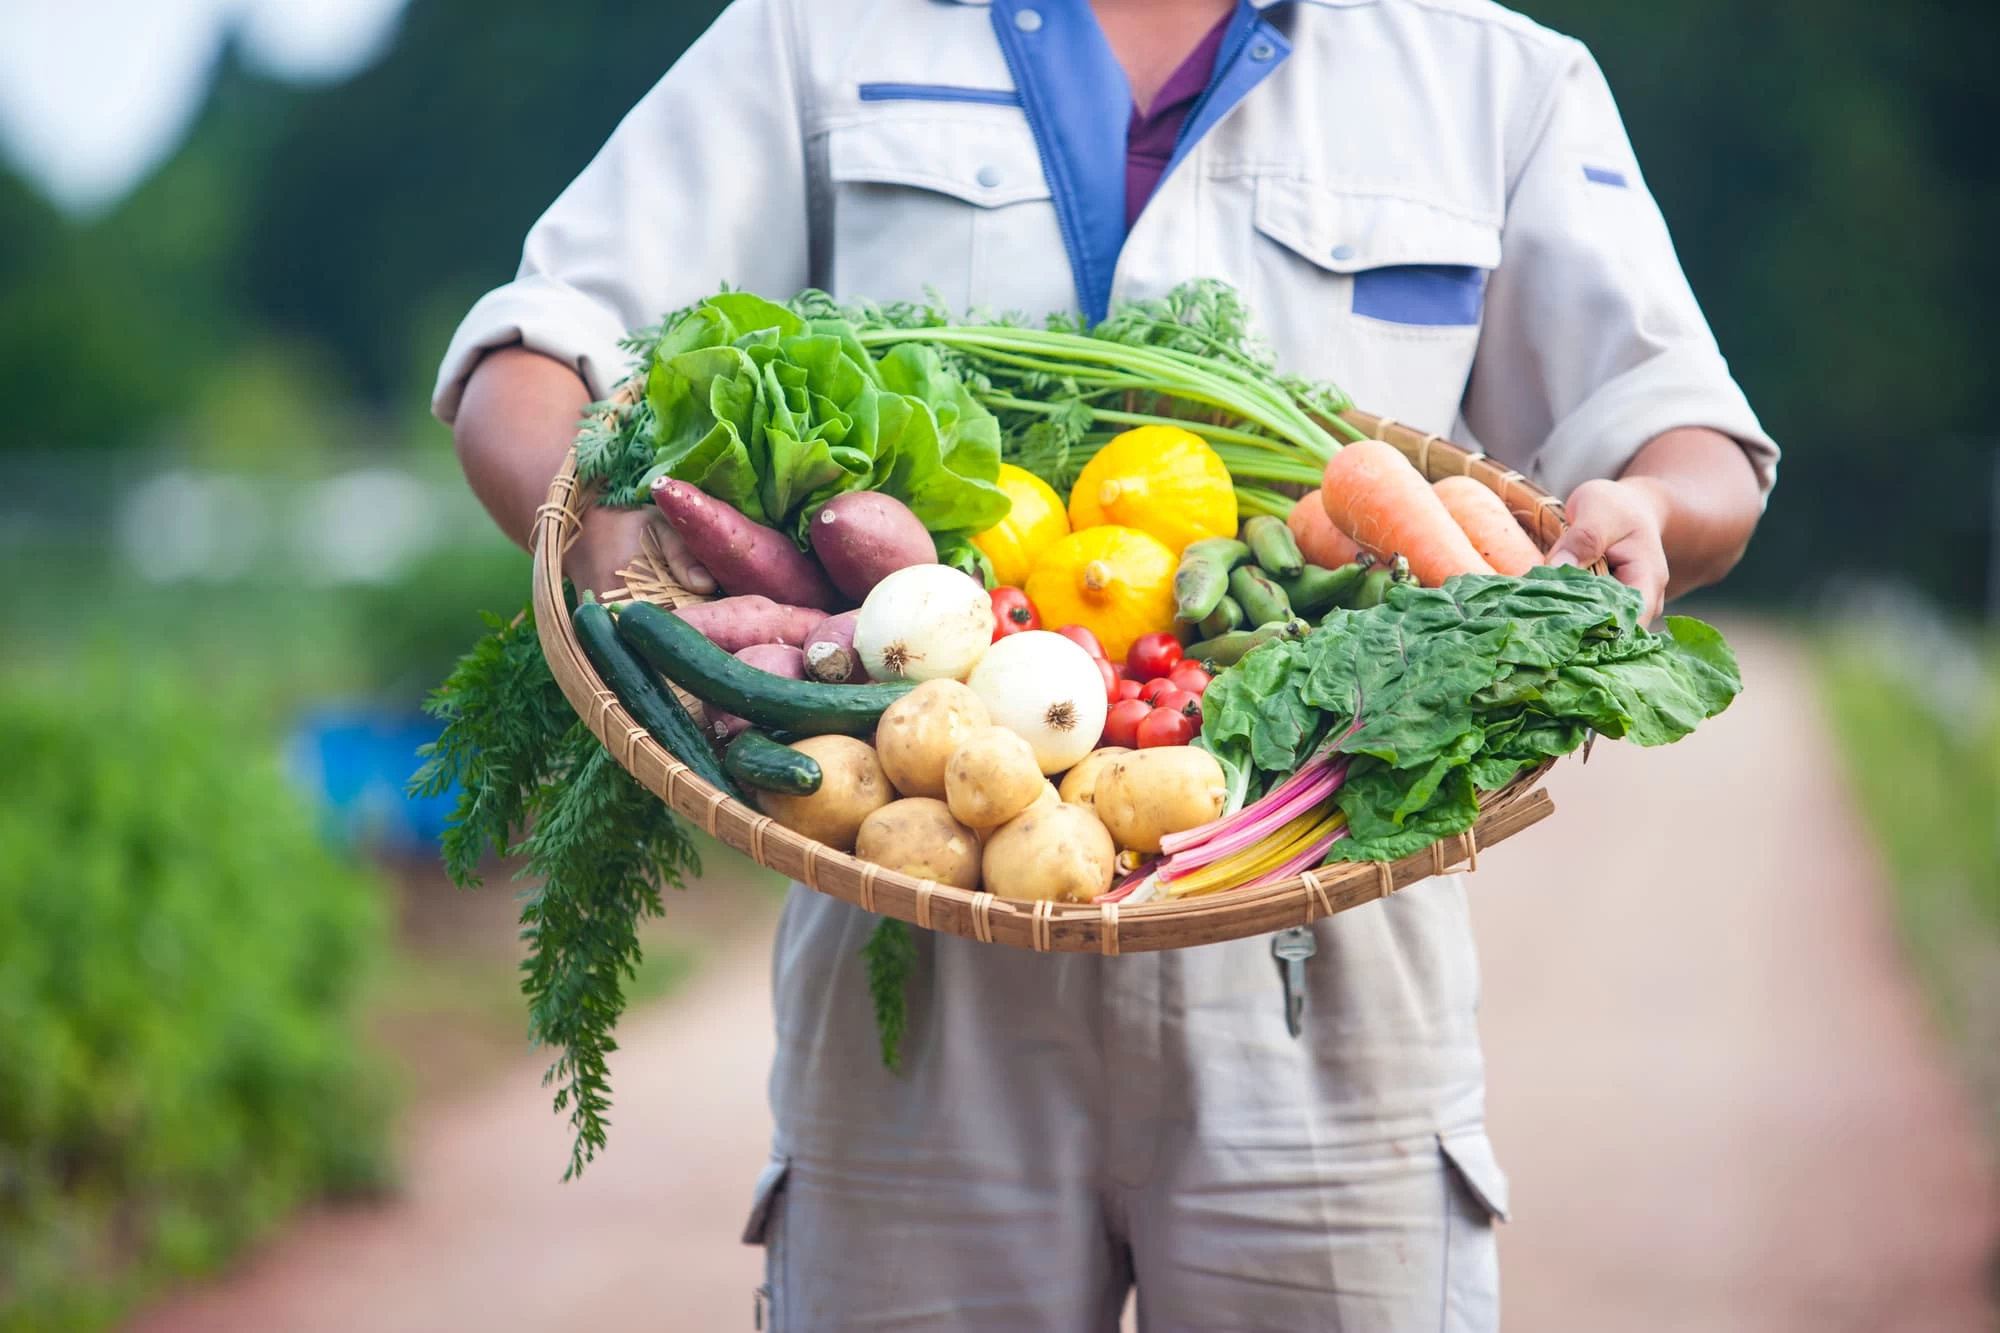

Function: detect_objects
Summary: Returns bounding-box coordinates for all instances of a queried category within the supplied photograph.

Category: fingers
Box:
[650,515,716,595]
[1545,522,1607,570]
[1608,539,1669,624]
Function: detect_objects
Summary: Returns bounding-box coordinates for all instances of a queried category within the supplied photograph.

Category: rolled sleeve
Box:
[1462,41,1778,505]
[432,0,811,423]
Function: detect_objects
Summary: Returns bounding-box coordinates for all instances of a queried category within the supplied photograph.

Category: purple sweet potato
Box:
[807,492,937,602]
[671,596,826,654]
[651,478,840,611]
[801,609,867,684]
[708,643,808,741]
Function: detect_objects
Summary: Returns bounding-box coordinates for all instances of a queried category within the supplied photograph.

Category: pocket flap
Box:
[1438,1128,1510,1222]
[829,115,1051,208]
[1254,178,1501,274]
[740,1153,791,1246]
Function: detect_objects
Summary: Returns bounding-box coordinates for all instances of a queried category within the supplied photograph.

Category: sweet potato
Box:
[802,609,867,684]
[808,492,937,602]
[651,478,841,610]
[672,596,826,654]
[708,643,808,741]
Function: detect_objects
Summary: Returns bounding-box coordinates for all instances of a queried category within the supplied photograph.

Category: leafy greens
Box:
[1198,566,1743,861]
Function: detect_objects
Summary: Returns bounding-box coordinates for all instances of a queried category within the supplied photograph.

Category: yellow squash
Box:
[1025,525,1178,661]
[1068,425,1237,555]
[972,464,1070,589]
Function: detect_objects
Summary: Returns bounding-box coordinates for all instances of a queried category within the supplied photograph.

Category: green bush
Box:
[0,664,391,1332]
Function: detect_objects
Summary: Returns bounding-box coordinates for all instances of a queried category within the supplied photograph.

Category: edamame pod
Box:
[1228,564,1293,627]
[1172,538,1252,622]
[1242,515,1305,579]
[1198,594,1245,639]
[1274,561,1368,617]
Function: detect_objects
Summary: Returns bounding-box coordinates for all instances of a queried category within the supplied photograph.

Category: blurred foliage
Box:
[0,665,391,1333]
[0,0,1994,606]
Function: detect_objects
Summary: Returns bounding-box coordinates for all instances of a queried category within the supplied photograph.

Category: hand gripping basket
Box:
[533,385,1584,955]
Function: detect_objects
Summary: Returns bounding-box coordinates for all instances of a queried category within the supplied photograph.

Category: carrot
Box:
[1286,492,1363,569]
[1320,441,1495,586]
[1431,476,1543,577]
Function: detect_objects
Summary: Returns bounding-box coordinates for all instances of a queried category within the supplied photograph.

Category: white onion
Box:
[966,631,1108,774]
[853,564,995,682]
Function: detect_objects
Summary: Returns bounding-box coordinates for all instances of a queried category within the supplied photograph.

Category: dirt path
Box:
[131,623,1997,1331]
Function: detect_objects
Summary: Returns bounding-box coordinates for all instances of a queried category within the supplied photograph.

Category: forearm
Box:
[452,345,594,550]
[1618,427,1765,599]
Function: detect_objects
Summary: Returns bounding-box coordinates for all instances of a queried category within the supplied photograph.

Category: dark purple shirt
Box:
[1125,16,1233,232]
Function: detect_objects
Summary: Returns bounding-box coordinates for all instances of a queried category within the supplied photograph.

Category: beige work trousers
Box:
[745,880,1507,1332]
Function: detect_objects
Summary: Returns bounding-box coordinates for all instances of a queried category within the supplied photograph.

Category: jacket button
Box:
[1331,243,1356,261]
[1249,40,1277,61]
[977,166,1002,188]
[1014,8,1043,31]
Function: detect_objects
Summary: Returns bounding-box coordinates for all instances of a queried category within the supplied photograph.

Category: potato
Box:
[1057,747,1131,817]
[1093,747,1229,854]
[981,802,1117,903]
[855,798,981,889]
[876,680,991,799]
[754,735,893,852]
[944,726,1045,831]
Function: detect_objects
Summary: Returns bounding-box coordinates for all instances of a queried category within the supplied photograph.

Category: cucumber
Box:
[725,731,822,797]
[1242,515,1305,579]
[572,600,745,801]
[1197,593,1245,640]
[1173,538,1251,622]
[1275,561,1368,617]
[1228,564,1293,627]
[616,601,914,737]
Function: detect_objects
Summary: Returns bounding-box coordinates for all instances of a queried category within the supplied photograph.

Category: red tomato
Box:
[1167,662,1211,696]
[1125,632,1184,682]
[1054,624,1108,661]
[1152,686,1198,719]
[1102,699,1154,749]
[1136,706,1195,748]
[1095,656,1120,704]
[1136,677,1175,706]
[1113,679,1144,704]
[990,586,1040,641]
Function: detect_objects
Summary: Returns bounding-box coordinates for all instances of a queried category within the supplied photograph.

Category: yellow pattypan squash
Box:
[1025,525,1178,661]
[972,464,1070,589]
[1068,425,1237,555]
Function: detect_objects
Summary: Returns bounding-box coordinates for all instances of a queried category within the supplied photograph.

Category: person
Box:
[437,0,1777,1327]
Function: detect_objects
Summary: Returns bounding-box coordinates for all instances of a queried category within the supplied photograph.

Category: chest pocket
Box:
[1251,178,1502,436]
[824,113,1068,318]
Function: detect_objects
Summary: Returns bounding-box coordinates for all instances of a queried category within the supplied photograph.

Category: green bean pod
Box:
[1172,538,1252,622]
[1192,618,1310,669]
[1242,515,1305,579]
[1228,564,1293,627]
[1350,566,1395,610]
[1387,554,1417,585]
[1274,561,1368,617]
[1197,594,1245,640]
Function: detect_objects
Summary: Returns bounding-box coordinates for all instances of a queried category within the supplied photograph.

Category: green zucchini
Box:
[572,601,744,801]
[616,601,914,737]
[725,731,822,797]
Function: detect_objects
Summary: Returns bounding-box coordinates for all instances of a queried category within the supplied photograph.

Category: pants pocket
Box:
[1438,1131,1504,1333]
[743,1154,791,1331]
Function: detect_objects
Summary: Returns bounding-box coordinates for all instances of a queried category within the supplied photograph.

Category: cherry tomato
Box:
[1152,686,1198,719]
[1167,662,1211,696]
[1102,698,1154,749]
[1054,624,1108,661]
[1113,679,1144,704]
[1126,632,1184,682]
[1135,706,1195,748]
[990,586,1040,641]
[1137,677,1176,706]
[1095,656,1120,704]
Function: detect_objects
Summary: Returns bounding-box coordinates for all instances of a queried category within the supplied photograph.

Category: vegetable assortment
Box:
[425,279,1744,1164]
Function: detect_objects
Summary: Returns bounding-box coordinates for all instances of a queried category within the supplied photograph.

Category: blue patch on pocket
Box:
[1583,165,1630,188]
[859,83,1022,107]
[1351,265,1488,328]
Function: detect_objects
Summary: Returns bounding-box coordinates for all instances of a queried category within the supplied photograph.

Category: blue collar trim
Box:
[1164,3,1291,183]
[988,0,1132,324]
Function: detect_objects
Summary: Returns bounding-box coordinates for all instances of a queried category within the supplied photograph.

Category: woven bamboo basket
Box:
[532,383,1586,955]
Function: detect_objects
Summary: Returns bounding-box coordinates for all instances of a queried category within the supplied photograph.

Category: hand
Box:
[1546,477,1672,623]
[564,504,716,602]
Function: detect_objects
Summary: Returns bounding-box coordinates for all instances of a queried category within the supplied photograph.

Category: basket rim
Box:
[532,395,1577,954]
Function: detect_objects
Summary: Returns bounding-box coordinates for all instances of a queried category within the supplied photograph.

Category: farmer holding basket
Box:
[437,0,1776,1327]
